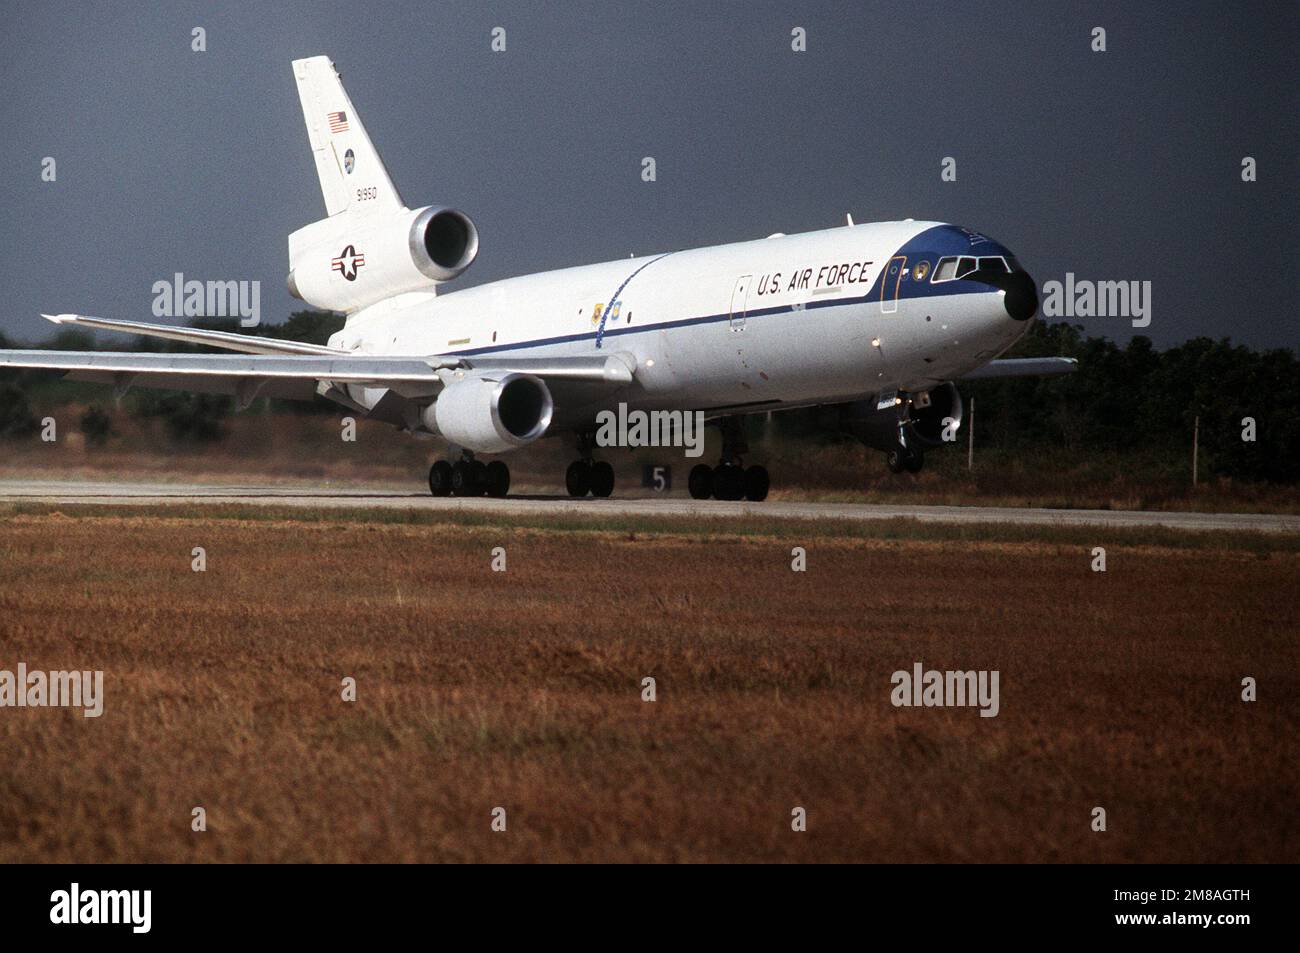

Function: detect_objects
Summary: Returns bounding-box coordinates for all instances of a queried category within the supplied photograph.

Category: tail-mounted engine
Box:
[840,382,964,453]
[287,205,479,312]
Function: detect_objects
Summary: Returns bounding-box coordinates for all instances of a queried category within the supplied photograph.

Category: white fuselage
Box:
[331,219,1031,433]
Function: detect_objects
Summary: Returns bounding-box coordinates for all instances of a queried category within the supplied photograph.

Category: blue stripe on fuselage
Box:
[448,286,987,357]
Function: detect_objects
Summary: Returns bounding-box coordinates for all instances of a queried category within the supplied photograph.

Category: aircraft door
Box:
[880,255,906,314]
[729,274,751,330]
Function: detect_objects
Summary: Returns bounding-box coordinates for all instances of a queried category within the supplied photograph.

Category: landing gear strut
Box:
[428,453,510,498]
[688,416,770,502]
[566,433,614,498]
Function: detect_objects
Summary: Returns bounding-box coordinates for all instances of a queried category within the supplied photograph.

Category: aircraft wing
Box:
[959,357,1078,380]
[0,348,636,406]
[27,312,635,383]
[10,312,633,392]
[40,312,346,356]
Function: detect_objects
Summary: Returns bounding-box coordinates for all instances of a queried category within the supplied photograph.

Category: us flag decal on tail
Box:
[327,110,349,133]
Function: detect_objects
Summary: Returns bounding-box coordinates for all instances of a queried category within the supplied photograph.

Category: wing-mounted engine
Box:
[419,372,554,454]
[287,205,479,312]
[840,382,964,453]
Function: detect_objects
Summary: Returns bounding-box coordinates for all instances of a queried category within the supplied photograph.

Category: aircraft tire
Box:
[566,460,592,497]
[589,461,615,498]
[713,464,745,501]
[451,460,476,496]
[688,464,714,500]
[428,460,453,497]
[470,459,488,494]
[743,465,770,502]
[484,460,511,498]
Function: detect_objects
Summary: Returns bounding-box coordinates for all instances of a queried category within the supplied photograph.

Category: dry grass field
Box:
[0,505,1295,863]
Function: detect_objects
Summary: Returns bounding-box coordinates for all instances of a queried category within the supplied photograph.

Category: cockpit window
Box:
[933,254,1014,282]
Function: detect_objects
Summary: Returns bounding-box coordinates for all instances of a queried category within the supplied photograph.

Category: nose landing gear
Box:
[885,447,924,474]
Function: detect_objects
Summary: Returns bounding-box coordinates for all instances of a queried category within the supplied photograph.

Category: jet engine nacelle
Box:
[421,373,554,453]
[287,205,479,312]
[840,382,964,452]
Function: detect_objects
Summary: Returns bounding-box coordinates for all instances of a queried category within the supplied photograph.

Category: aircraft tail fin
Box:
[292,56,404,218]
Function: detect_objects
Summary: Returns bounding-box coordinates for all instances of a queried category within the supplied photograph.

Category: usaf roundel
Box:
[343,148,356,174]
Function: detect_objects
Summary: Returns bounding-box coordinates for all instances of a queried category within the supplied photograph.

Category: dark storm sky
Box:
[2,0,1296,348]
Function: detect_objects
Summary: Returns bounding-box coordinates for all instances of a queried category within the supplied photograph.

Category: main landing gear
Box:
[565,433,614,498]
[687,416,770,502]
[428,453,510,498]
[687,462,769,501]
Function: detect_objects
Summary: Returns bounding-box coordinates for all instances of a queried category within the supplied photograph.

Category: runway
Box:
[1,478,1297,533]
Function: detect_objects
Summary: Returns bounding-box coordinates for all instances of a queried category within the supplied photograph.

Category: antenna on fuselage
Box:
[845,213,855,226]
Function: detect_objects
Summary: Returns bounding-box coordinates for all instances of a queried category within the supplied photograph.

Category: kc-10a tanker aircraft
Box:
[1,56,1075,501]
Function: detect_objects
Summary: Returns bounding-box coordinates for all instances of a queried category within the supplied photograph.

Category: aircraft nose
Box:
[982,269,1038,321]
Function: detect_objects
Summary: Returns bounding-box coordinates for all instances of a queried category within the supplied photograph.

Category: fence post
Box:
[967,397,975,471]
[1192,414,1199,487]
